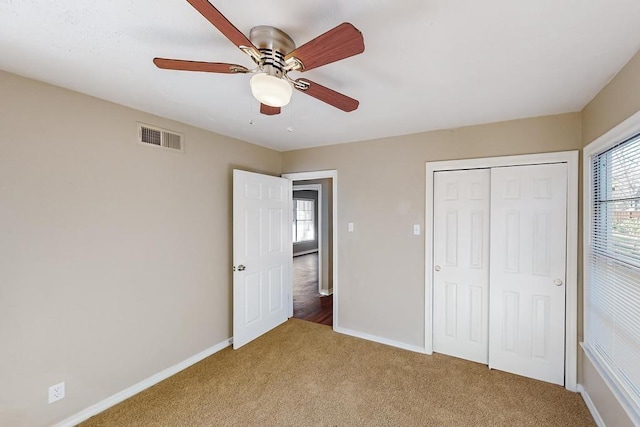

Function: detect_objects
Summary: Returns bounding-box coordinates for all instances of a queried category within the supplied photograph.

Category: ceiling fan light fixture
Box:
[250,73,292,107]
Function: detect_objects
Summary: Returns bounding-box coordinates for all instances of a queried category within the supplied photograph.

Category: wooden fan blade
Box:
[260,104,281,115]
[153,58,248,74]
[295,78,359,112]
[186,0,258,53]
[285,23,364,72]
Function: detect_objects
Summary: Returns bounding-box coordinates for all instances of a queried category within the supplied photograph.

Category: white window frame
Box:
[293,197,316,243]
[583,110,640,424]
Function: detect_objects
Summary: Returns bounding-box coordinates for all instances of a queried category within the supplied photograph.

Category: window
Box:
[293,199,315,243]
[585,131,640,419]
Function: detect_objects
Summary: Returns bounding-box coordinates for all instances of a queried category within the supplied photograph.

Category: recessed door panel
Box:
[244,209,261,259]
[532,213,551,276]
[244,272,262,324]
[532,295,550,358]
[268,209,283,253]
[505,212,520,273]
[469,286,483,342]
[268,184,284,201]
[244,183,261,199]
[470,211,484,269]
[445,282,458,338]
[268,266,283,313]
[502,291,519,352]
[446,211,458,266]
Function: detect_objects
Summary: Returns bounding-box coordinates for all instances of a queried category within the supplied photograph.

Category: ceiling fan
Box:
[153,0,365,116]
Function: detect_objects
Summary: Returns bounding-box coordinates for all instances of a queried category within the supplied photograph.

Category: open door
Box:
[233,170,292,349]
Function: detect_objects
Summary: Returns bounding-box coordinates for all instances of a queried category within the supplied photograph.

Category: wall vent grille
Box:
[137,123,184,152]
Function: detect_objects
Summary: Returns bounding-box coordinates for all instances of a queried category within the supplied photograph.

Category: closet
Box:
[432,163,567,385]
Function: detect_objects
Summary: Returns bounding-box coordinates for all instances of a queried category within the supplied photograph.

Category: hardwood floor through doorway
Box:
[293,253,332,326]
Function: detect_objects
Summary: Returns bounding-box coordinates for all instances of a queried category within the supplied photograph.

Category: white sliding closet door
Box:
[488,163,567,385]
[433,169,490,364]
[431,163,568,385]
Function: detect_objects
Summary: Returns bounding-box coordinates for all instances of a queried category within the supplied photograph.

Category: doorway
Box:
[283,170,338,329]
[425,151,579,391]
[291,184,332,325]
[292,184,322,291]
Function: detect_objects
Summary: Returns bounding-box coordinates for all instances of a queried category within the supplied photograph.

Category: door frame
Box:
[425,151,579,392]
[282,170,338,328]
[292,183,323,294]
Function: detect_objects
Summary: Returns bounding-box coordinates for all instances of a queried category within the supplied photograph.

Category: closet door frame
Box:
[425,150,579,392]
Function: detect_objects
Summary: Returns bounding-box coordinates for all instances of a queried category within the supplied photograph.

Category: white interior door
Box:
[433,169,490,364]
[489,163,567,385]
[233,170,291,349]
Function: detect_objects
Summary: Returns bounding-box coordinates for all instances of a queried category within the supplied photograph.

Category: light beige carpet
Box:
[82,319,594,426]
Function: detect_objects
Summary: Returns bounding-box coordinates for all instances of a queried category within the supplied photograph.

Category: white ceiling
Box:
[1,1,639,151]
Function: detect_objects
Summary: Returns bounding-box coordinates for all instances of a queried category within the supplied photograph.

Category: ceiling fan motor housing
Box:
[250,26,296,78]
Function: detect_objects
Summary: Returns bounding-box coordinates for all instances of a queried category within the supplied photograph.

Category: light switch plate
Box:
[413,224,421,235]
[348,222,354,232]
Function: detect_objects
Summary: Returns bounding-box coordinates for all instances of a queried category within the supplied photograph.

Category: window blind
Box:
[587,132,640,411]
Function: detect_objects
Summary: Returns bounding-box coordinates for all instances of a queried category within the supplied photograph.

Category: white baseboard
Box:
[334,326,426,354]
[577,384,605,427]
[53,338,232,427]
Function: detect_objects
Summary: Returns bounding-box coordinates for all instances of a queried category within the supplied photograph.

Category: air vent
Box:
[137,123,184,152]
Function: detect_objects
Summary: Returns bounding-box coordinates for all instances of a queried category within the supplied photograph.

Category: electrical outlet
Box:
[48,382,65,403]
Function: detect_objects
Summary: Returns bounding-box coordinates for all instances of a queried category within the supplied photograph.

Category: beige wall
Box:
[582,356,635,427]
[0,71,281,426]
[577,48,640,426]
[582,48,640,145]
[283,113,581,347]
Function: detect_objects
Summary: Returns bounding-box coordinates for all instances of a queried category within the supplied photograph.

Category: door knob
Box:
[435,265,441,272]
[554,279,563,286]
[237,265,246,271]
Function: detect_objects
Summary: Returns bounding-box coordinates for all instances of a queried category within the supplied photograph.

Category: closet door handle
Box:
[434,265,441,272]
[554,279,563,286]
